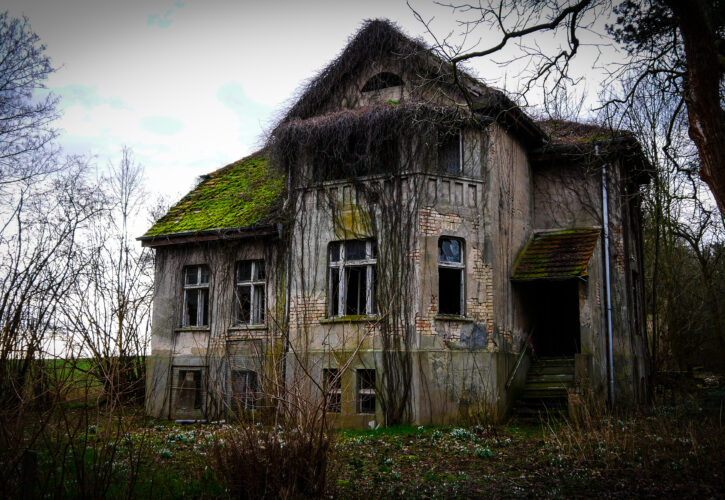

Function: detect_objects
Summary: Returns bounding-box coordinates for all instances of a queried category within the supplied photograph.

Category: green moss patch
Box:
[143,153,285,238]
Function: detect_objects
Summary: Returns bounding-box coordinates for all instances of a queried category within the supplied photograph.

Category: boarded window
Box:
[356,369,376,414]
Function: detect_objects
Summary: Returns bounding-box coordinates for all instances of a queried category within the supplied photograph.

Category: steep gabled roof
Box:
[139,153,285,243]
[512,228,600,281]
[280,19,546,145]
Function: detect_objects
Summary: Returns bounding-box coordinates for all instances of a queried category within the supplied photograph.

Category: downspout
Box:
[598,144,615,406]
[281,164,293,414]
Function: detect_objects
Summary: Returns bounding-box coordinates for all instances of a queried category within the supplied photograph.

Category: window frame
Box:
[234,259,266,326]
[356,369,376,414]
[182,265,210,327]
[328,240,377,317]
[231,369,259,411]
[323,368,342,413]
[438,237,465,316]
[437,129,463,175]
[171,366,205,415]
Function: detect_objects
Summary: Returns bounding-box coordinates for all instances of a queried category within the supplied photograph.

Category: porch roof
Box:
[512,228,600,281]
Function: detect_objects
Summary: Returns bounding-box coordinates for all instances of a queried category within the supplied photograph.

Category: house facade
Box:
[141,20,650,425]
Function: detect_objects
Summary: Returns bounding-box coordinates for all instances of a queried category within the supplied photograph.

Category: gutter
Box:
[598,144,616,406]
[137,224,277,247]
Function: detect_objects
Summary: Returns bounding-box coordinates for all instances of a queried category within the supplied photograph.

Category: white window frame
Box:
[328,240,377,317]
[231,369,258,410]
[235,259,266,326]
[356,369,376,414]
[323,368,342,413]
[438,237,465,316]
[182,265,210,327]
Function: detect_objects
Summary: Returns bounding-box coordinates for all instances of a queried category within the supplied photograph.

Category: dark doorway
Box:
[518,280,581,357]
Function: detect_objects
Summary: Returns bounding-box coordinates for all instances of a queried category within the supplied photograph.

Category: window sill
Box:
[175,327,211,332]
[320,315,379,324]
[229,324,267,331]
[434,315,473,323]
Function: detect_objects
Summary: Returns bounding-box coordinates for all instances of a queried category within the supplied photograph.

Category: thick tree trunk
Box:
[667,0,725,214]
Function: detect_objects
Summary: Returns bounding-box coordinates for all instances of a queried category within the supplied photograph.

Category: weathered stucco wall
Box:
[145,238,281,419]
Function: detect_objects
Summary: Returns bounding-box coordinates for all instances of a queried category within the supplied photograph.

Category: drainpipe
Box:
[598,144,615,406]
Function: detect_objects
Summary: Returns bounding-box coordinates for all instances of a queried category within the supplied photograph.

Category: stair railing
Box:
[505,329,534,390]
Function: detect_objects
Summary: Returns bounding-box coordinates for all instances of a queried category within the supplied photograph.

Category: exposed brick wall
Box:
[289,295,326,328]
[419,206,463,235]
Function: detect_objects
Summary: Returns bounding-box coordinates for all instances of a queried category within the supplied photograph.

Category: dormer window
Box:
[361,72,404,92]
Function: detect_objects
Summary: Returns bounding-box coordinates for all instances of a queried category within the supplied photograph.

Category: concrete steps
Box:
[511,357,574,422]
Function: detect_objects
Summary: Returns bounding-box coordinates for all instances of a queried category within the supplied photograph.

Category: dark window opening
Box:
[357,369,376,414]
[323,368,341,413]
[438,130,462,174]
[439,268,463,315]
[361,72,404,92]
[438,238,464,315]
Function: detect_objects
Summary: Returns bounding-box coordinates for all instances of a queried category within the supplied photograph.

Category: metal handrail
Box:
[505,329,534,389]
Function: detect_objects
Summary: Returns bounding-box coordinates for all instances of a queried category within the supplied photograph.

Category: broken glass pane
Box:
[439,238,461,263]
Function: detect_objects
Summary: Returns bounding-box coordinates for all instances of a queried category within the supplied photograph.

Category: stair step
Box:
[526,374,575,383]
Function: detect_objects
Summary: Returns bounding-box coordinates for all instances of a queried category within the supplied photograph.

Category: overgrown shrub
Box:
[212,423,332,499]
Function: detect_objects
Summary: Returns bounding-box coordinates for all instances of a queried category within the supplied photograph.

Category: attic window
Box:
[361,72,404,92]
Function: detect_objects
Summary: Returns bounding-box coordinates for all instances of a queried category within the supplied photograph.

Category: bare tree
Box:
[410,0,725,214]
[0,11,60,186]
[60,147,153,405]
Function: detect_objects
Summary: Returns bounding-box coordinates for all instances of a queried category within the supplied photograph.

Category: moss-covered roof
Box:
[512,228,600,281]
[142,152,285,239]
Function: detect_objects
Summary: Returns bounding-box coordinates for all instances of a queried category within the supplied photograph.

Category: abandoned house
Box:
[140,19,650,425]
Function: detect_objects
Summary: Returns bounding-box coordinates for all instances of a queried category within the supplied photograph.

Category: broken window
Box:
[329,240,377,317]
[172,368,203,412]
[356,369,376,414]
[323,368,341,413]
[183,265,210,327]
[231,369,258,410]
[438,237,465,315]
[235,260,265,325]
[438,130,462,174]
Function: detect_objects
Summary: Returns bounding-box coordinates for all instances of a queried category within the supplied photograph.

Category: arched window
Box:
[361,72,404,92]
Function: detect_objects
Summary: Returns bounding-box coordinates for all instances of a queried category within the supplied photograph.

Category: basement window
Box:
[183,265,210,327]
[438,130,462,174]
[235,260,265,325]
[172,367,203,413]
[329,240,377,317]
[231,369,258,410]
[323,368,342,413]
[356,369,376,414]
[438,238,465,315]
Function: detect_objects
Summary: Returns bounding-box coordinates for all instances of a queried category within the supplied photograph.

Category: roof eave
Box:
[137,224,279,248]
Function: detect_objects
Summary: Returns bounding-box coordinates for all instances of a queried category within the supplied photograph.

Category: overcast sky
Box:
[5,0,617,228]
